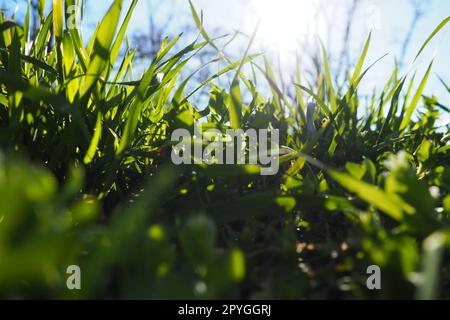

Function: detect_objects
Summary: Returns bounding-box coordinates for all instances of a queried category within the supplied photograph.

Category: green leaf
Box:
[23,0,31,49]
[443,195,450,213]
[228,23,259,129]
[321,42,337,112]
[0,49,59,77]
[416,232,447,300]
[229,78,242,129]
[414,16,450,62]
[399,60,433,132]
[417,139,433,163]
[109,0,137,67]
[345,162,366,180]
[83,113,102,164]
[328,170,404,221]
[52,0,63,40]
[80,0,123,98]
[38,0,46,22]
[181,54,261,105]
[117,64,156,154]
[228,249,246,282]
[350,32,371,85]
[378,78,406,142]
[34,11,53,59]
[188,0,219,52]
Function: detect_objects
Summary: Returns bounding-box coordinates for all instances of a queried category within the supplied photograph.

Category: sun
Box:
[249,0,316,54]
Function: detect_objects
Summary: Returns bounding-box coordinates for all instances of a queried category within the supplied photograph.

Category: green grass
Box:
[0,0,450,299]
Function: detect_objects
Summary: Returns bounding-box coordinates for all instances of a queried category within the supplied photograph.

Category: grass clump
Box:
[0,0,450,299]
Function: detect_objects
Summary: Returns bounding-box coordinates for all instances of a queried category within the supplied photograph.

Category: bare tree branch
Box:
[399,0,430,67]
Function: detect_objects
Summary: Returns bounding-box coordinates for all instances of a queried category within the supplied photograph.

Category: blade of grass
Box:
[416,232,447,300]
[399,60,434,132]
[80,0,123,98]
[321,41,337,112]
[413,16,450,63]
[229,22,259,129]
[83,112,102,164]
